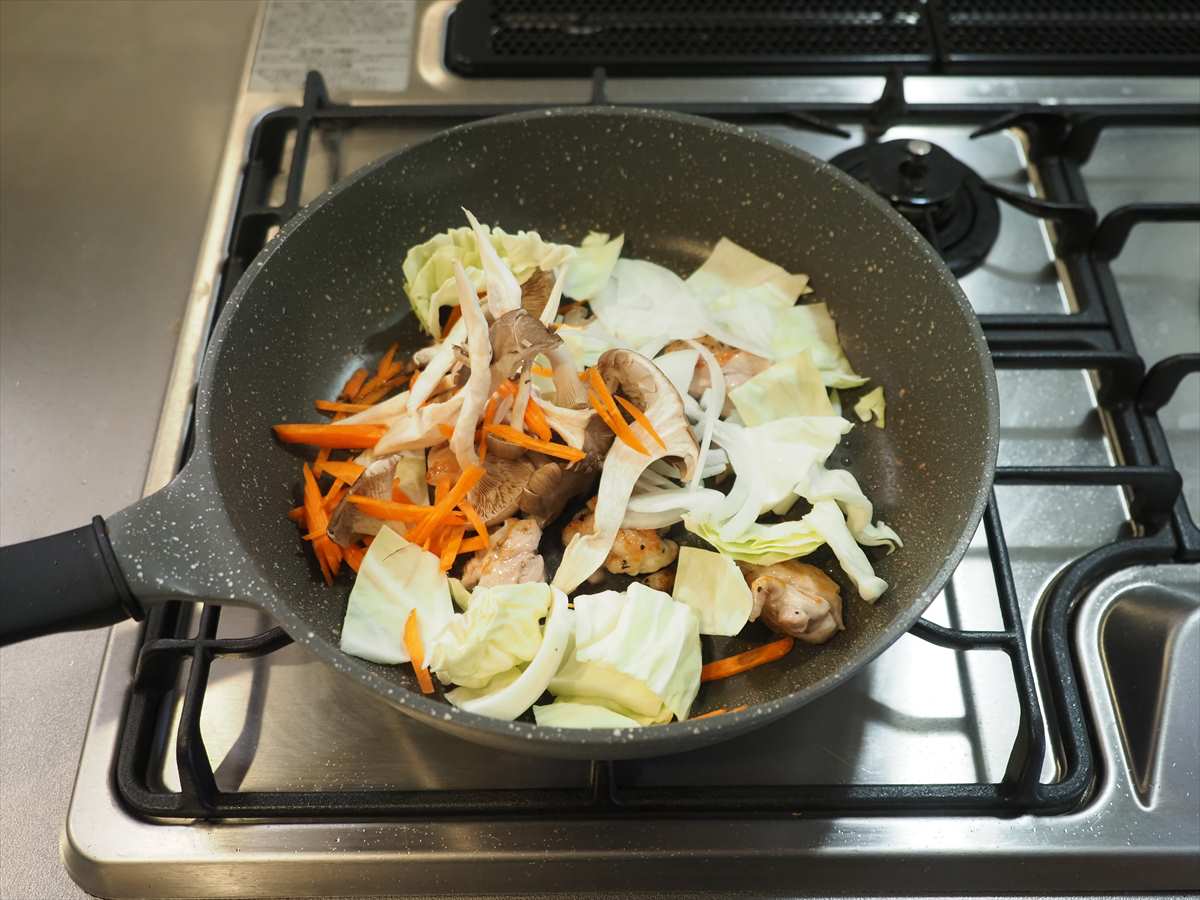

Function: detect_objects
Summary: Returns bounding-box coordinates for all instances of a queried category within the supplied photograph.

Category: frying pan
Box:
[0,107,997,759]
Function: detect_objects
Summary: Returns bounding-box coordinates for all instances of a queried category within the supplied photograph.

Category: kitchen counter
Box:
[0,2,258,897]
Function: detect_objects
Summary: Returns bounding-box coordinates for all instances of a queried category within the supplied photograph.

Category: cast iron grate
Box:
[116,71,1200,820]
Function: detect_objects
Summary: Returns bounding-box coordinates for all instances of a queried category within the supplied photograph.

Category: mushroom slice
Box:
[328,452,425,547]
[538,400,595,450]
[520,269,557,321]
[552,349,699,593]
[519,461,597,527]
[449,261,492,469]
[489,309,562,384]
[467,454,537,526]
[740,561,844,645]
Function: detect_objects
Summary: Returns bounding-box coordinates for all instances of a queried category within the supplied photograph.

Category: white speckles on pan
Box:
[105,107,998,759]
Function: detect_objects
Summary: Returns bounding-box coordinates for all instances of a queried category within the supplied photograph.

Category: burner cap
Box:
[831,139,1000,277]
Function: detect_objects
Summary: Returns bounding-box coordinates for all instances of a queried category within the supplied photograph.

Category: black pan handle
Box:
[0,517,143,645]
[1,456,262,645]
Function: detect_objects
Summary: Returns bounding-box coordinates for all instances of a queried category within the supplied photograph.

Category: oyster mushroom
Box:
[489,309,562,384]
[327,452,426,547]
[740,561,844,645]
[517,415,614,526]
[551,349,699,593]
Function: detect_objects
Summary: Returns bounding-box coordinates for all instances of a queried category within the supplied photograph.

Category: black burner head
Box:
[831,139,1000,277]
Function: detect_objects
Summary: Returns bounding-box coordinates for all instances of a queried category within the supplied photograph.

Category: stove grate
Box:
[117,71,1199,821]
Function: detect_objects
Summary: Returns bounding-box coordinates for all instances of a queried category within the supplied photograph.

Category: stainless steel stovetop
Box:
[64,3,1200,897]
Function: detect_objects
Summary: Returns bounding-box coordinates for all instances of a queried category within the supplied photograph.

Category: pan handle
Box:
[0,457,260,645]
[0,517,142,644]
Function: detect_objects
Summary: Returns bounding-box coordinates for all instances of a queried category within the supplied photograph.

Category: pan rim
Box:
[198,104,999,755]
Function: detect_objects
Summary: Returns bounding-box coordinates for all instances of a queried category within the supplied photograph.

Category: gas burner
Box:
[831,139,1000,277]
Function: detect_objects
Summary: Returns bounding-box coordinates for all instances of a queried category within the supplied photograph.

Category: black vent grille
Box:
[446,0,1200,76]
[448,0,934,75]
[937,0,1200,69]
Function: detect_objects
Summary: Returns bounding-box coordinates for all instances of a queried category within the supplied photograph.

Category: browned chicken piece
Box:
[461,518,545,589]
[561,504,680,577]
[643,566,676,593]
[740,561,844,645]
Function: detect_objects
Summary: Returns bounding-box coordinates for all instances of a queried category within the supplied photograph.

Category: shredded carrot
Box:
[287,505,305,523]
[377,342,399,379]
[324,538,344,577]
[439,525,466,571]
[437,423,455,440]
[346,495,464,525]
[322,479,347,513]
[403,610,436,694]
[482,423,586,463]
[320,460,365,484]
[315,399,373,414]
[407,465,485,545]
[482,394,499,426]
[498,379,519,398]
[443,305,463,334]
[691,705,749,720]
[531,364,554,378]
[615,395,667,450]
[435,476,451,504]
[700,637,795,683]
[356,375,408,406]
[344,543,367,573]
[523,397,552,442]
[313,447,333,476]
[340,367,370,401]
[456,499,489,546]
[392,484,413,504]
[408,370,420,391]
[588,389,649,455]
[302,464,334,585]
[273,423,386,449]
[457,534,488,554]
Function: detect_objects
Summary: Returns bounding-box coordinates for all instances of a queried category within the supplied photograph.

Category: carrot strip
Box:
[531,364,554,378]
[691,705,749,720]
[315,399,373,414]
[344,543,367,573]
[700,637,795,683]
[403,610,436,694]
[498,379,519,398]
[457,534,488,554]
[437,423,455,440]
[377,342,399,379]
[302,463,334,585]
[482,394,499,426]
[346,495,464,525]
[356,375,408,406]
[407,465,485,545]
[322,480,347,514]
[273,423,386,449]
[408,370,420,391]
[439,526,466,572]
[588,389,649,455]
[435,477,451,504]
[523,397,552,442]
[320,460,365,484]
[287,505,306,523]
[323,538,343,577]
[587,369,650,454]
[340,367,370,401]
[615,395,667,450]
[392,484,413,504]
[482,424,586,463]
[457,499,489,546]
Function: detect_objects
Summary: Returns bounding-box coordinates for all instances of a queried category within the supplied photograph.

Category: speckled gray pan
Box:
[104,107,999,758]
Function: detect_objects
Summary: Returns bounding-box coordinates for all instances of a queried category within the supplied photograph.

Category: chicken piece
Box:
[643,566,676,593]
[690,350,771,404]
[461,518,545,589]
[741,561,844,645]
[561,504,679,577]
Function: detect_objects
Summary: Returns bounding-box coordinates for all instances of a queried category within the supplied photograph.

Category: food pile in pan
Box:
[272,210,898,727]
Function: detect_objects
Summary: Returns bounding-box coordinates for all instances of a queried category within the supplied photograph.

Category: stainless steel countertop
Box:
[0,2,258,897]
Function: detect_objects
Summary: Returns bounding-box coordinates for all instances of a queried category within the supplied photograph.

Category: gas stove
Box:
[64,3,1199,897]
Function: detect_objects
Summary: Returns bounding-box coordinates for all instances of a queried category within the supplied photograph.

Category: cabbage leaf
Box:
[854,385,887,428]
[729,350,834,424]
[339,526,454,665]
[563,231,624,301]
[561,583,702,721]
[672,546,753,636]
[589,259,705,357]
[427,582,553,689]
[533,701,641,729]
